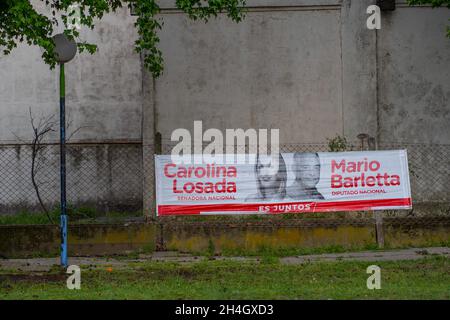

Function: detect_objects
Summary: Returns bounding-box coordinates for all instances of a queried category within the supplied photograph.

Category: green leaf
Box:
[1,0,246,77]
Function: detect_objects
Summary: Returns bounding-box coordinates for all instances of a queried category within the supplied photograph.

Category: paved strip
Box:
[0,247,448,272]
[280,247,450,264]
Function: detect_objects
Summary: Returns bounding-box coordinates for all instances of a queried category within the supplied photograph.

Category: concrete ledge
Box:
[162,223,375,254]
[0,217,449,258]
[384,217,450,247]
[0,225,60,258]
[69,224,157,256]
[0,224,157,258]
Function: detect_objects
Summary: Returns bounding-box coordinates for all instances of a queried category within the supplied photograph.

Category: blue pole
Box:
[60,63,68,268]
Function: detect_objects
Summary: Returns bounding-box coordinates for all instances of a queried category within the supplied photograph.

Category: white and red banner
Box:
[155,150,412,216]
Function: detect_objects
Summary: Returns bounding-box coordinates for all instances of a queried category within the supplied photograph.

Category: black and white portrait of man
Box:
[245,153,292,202]
[287,152,324,200]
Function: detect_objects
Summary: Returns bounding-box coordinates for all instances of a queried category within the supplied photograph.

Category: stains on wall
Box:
[1,216,449,258]
[377,7,450,144]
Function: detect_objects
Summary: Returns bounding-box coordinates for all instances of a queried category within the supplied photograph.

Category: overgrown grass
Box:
[0,211,60,225]
[219,243,381,257]
[0,208,367,225]
[0,256,448,299]
[219,241,450,257]
[0,207,143,225]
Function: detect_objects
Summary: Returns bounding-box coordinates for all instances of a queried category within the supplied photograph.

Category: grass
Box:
[0,211,341,225]
[0,211,60,225]
[0,208,143,225]
[0,209,332,225]
[219,243,381,257]
[218,241,450,257]
[0,256,448,299]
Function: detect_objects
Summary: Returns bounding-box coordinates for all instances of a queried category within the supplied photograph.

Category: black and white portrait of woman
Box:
[245,153,292,202]
[287,152,324,200]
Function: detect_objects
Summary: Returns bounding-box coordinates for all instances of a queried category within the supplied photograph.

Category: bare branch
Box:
[24,107,87,223]
[67,125,89,141]
[10,132,27,143]
[66,111,88,141]
[28,107,56,224]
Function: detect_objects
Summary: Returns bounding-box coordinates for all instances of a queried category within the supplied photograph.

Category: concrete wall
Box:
[149,0,450,144]
[0,2,143,212]
[1,217,449,258]
[143,0,450,213]
[378,3,450,144]
[3,1,447,145]
[0,223,157,257]
[154,1,345,143]
[0,1,449,212]
[0,1,142,144]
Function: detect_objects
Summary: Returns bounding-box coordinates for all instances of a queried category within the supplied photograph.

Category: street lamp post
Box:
[53,33,77,268]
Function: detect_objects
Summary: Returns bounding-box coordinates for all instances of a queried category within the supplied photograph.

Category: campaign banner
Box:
[155,150,412,216]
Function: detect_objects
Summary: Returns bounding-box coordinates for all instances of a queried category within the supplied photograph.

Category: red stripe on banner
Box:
[314,198,412,212]
[157,198,412,216]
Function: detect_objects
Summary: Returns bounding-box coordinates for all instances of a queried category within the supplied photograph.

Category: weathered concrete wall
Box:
[0,2,144,213]
[378,4,450,144]
[380,4,450,201]
[150,0,450,144]
[0,223,157,258]
[154,0,346,143]
[161,219,376,254]
[143,0,450,210]
[1,217,449,258]
[384,217,450,247]
[1,1,449,212]
[0,1,142,144]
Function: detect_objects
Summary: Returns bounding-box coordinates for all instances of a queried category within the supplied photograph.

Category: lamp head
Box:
[53,33,77,63]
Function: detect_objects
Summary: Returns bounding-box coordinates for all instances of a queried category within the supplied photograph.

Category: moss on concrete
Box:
[1,215,449,258]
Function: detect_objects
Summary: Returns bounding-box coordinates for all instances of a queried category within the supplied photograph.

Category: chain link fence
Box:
[0,143,143,214]
[0,142,449,215]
